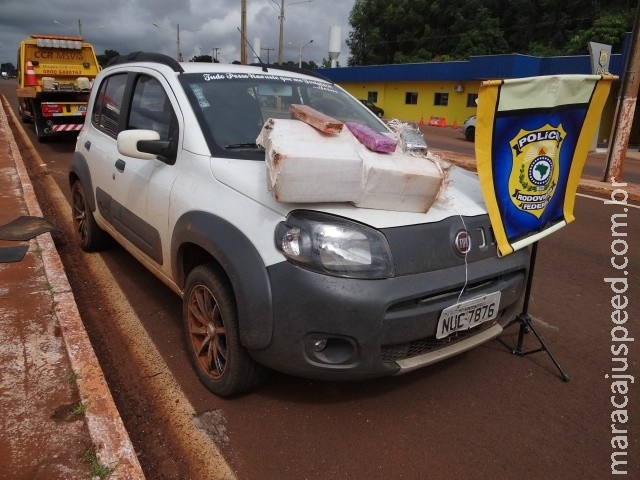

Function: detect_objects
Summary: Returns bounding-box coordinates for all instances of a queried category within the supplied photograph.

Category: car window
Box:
[128,75,177,142]
[193,81,264,148]
[180,72,387,159]
[91,73,128,138]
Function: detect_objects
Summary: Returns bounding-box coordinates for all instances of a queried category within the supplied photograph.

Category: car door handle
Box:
[115,159,126,172]
[84,140,91,150]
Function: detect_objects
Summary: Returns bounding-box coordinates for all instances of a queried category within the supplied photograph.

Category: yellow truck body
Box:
[16,34,100,140]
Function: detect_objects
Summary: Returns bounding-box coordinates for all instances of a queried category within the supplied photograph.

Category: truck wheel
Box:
[33,119,48,143]
[71,180,109,251]
[18,105,31,123]
[183,264,269,397]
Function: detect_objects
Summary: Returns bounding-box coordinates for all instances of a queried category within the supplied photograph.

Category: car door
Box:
[88,69,181,271]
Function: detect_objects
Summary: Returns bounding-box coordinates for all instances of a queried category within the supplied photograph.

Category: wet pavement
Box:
[0,94,638,480]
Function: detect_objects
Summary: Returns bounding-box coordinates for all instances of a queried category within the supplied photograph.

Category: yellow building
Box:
[317,50,638,144]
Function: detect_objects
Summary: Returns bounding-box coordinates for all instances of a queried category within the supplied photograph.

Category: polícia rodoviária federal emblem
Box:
[508,124,565,218]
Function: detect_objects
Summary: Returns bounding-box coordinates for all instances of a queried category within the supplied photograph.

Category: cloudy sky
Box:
[0,0,356,67]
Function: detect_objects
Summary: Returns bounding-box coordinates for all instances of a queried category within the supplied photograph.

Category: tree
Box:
[566,13,632,54]
[321,57,340,68]
[346,0,635,66]
[451,1,508,57]
[96,50,120,68]
[190,55,218,63]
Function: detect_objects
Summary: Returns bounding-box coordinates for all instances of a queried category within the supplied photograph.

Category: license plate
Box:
[436,292,501,339]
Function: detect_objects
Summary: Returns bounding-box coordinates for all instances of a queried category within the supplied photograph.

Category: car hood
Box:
[209,157,487,229]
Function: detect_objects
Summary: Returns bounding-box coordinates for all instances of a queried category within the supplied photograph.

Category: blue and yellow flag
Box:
[476,74,616,257]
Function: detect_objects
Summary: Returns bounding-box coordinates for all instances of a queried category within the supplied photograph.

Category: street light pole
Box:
[299,39,313,68]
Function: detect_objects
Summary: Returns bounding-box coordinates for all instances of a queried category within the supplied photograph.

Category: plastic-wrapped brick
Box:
[289,104,343,134]
[345,122,397,153]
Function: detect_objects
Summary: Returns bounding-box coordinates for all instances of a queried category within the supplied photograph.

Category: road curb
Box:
[1,95,146,479]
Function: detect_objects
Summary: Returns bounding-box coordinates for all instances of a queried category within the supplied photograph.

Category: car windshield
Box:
[179,71,387,159]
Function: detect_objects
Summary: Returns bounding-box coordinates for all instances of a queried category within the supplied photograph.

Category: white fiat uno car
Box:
[69,52,529,396]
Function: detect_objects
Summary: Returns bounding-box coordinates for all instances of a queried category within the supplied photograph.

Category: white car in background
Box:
[461,115,476,142]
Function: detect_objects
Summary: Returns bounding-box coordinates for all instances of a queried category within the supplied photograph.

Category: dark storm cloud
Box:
[0,0,354,66]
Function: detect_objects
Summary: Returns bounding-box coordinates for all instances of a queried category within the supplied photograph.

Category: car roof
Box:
[105,51,332,83]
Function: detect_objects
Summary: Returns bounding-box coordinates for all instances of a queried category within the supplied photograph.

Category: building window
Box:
[405,92,418,105]
[434,92,449,106]
[368,91,378,103]
[467,93,479,107]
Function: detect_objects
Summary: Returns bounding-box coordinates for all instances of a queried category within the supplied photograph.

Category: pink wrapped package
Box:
[345,122,397,153]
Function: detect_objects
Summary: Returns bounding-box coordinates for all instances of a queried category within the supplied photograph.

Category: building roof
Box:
[316,33,630,83]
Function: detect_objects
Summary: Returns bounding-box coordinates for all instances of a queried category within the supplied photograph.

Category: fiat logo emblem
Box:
[454,230,471,255]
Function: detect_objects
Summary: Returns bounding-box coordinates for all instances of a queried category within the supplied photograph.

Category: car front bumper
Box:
[250,248,528,381]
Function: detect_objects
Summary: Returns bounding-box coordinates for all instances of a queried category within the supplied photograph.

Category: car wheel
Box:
[71,180,109,251]
[377,111,383,118]
[183,264,269,397]
[465,126,475,142]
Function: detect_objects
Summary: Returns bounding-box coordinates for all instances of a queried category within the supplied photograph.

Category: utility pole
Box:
[276,0,313,65]
[262,46,274,64]
[605,5,640,183]
[241,0,247,64]
[153,22,200,62]
[212,47,220,62]
[278,0,285,64]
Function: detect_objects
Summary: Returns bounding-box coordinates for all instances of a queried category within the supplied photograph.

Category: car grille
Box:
[380,318,499,363]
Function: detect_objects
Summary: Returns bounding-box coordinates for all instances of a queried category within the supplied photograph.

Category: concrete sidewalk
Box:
[0,101,144,479]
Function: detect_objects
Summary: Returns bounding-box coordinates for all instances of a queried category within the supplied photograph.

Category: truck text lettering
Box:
[33,51,84,60]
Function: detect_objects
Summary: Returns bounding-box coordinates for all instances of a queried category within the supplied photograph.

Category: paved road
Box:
[2,80,638,479]
[421,123,640,184]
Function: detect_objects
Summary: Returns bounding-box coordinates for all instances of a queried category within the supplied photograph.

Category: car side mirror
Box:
[117,129,177,164]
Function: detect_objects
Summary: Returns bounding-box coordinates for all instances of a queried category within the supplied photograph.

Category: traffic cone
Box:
[25,60,38,86]
[452,118,459,129]
[419,115,424,126]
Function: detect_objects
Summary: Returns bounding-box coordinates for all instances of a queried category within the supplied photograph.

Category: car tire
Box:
[465,126,475,142]
[183,264,270,397]
[71,180,109,251]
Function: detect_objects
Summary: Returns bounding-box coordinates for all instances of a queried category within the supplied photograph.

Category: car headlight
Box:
[274,210,394,279]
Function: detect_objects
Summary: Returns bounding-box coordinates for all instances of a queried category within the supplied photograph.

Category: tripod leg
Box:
[499,241,570,382]
[512,313,530,356]
[523,318,570,382]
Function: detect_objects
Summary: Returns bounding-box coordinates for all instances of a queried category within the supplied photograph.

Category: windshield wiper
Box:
[225,142,263,150]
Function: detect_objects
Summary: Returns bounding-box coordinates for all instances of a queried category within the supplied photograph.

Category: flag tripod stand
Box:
[501,241,570,382]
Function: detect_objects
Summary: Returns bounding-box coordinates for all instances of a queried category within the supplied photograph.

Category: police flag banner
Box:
[475,74,616,257]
